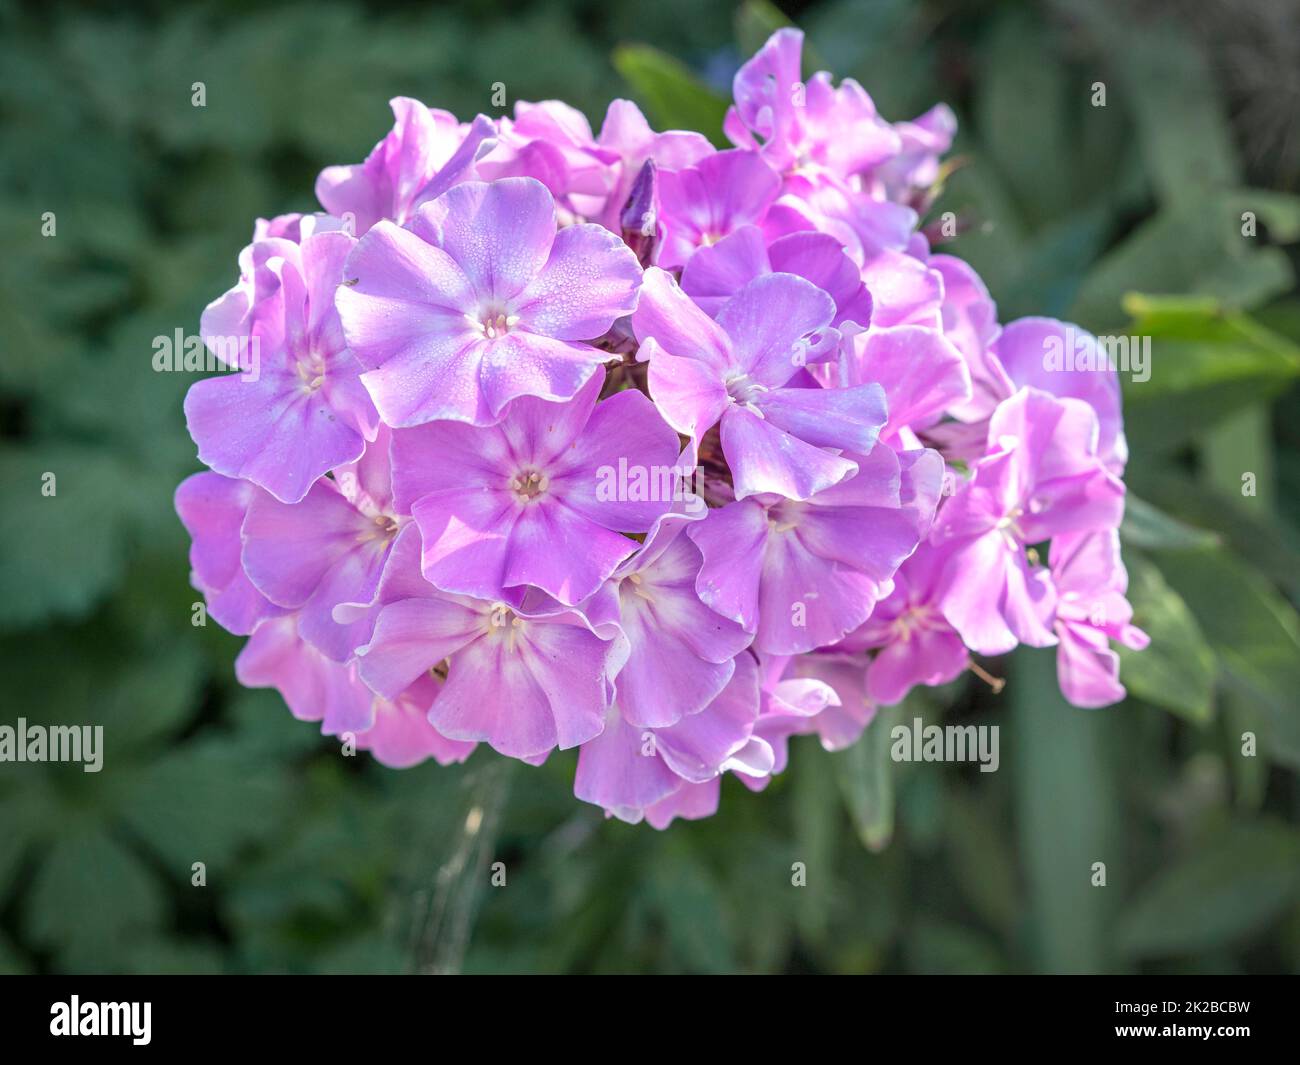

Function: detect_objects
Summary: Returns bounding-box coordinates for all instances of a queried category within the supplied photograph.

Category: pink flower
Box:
[315,97,496,234]
[594,99,713,231]
[1050,530,1149,708]
[577,520,755,729]
[337,177,642,427]
[237,615,473,766]
[690,445,944,653]
[725,28,900,187]
[388,371,680,607]
[574,652,769,824]
[680,223,873,333]
[655,149,782,268]
[475,100,618,225]
[932,388,1126,654]
[354,527,620,759]
[185,230,380,504]
[632,267,884,500]
[177,27,1150,824]
[174,472,285,636]
[240,426,404,661]
[855,543,969,705]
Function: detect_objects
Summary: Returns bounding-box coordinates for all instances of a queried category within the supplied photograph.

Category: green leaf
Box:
[974,10,1080,228]
[1154,548,1300,769]
[121,735,294,870]
[835,702,904,851]
[1117,552,1215,722]
[1070,201,1293,331]
[792,741,839,945]
[1117,296,1300,453]
[647,837,736,973]
[1116,821,1300,957]
[944,786,1020,936]
[1011,647,1125,973]
[1131,474,1300,602]
[1229,189,1300,243]
[908,920,1006,974]
[1112,30,1239,207]
[0,446,135,630]
[612,44,729,146]
[1120,493,1220,551]
[25,830,165,966]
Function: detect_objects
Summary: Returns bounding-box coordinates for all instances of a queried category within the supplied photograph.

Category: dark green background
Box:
[2,0,1299,974]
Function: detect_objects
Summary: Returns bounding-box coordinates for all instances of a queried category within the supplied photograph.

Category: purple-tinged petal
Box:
[752,381,886,454]
[175,472,284,635]
[357,675,477,768]
[847,326,971,439]
[644,778,720,829]
[236,617,375,735]
[720,405,859,501]
[654,652,762,781]
[411,177,556,303]
[715,272,837,386]
[356,597,483,699]
[630,267,733,372]
[513,223,643,340]
[574,708,684,823]
[643,338,730,439]
[478,331,608,418]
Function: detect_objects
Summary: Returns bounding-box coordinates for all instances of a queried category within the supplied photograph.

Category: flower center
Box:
[509,468,549,502]
[892,604,937,642]
[295,350,327,393]
[471,305,519,341]
[485,602,525,647]
[622,571,656,604]
[724,370,768,409]
[357,511,401,544]
[768,500,804,534]
[994,507,1024,547]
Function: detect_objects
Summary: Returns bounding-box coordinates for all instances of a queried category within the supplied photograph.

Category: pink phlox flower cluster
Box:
[178,28,1145,825]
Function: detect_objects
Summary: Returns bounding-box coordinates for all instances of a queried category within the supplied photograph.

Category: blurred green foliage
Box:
[1,0,1298,974]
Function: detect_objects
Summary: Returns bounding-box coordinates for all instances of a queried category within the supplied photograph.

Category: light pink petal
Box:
[615,601,737,728]
[679,225,770,314]
[852,326,972,438]
[503,502,637,605]
[410,177,556,303]
[431,617,610,756]
[356,597,482,699]
[478,331,608,418]
[390,419,511,513]
[866,629,968,706]
[715,272,837,387]
[752,381,886,454]
[241,480,366,607]
[688,500,770,631]
[410,488,518,600]
[721,405,858,501]
[552,388,681,529]
[359,679,477,768]
[184,370,367,504]
[861,248,943,328]
[630,267,733,372]
[574,710,683,822]
[644,338,730,439]
[644,778,720,829]
[236,617,374,734]
[655,653,762,781]
[1056,622,1126,708]
[513,223,643,340]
